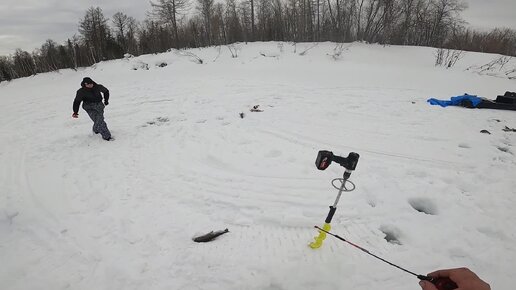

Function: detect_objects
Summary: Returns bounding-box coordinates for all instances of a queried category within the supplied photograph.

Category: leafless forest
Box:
[1,0,515,82]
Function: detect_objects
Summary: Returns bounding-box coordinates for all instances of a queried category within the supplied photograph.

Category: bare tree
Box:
[150,0,190,48]
[428,0,467,46]
[238,0,253,41]
[12,49,36,77]
[112,12,134,52]
[0,56,16,82]
[138,20,172,53]
[79,7,112,62]
[39,39,60,71]
[125,17,140,55]
[197,0,215,45]
[271,0,285,40]
[250,0,256,40]
[256,0,272,40]
[212,3,227,44]
[224,0,243,43]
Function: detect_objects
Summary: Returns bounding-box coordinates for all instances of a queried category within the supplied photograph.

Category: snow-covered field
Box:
[1,42,515,290]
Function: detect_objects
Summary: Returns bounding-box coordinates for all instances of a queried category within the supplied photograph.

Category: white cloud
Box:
[0,0,151,55]
[462,0,516,30]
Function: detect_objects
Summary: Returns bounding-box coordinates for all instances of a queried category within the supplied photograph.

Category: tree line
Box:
[1,0,515,82]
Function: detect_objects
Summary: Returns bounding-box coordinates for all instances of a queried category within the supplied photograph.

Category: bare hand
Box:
[420,268,490,290]
[72,113,78,118]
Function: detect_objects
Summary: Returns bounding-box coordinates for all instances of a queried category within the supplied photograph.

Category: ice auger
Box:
[309,150,359,249]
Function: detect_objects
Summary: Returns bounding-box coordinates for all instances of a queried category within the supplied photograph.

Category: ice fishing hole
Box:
[379,225,402,245]
[408,198,437,215]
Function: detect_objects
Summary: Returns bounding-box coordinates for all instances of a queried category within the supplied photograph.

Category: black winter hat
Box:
[81,77,95,87]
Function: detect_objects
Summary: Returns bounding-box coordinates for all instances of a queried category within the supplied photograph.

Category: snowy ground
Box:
[1,42,515,290]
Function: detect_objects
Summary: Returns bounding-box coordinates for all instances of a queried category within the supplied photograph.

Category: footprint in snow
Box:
[143,116,170,127]
[408,197,438,215]
[477,226,508,241]
[496,146,513,154]
[458,143,471,149]
[265,150,282,158]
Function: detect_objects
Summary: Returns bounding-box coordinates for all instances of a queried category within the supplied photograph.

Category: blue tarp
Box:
[427,94,483,108]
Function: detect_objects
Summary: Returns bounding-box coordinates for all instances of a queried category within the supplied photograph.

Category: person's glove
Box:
[104,100,109,106]
[72,113,79,118]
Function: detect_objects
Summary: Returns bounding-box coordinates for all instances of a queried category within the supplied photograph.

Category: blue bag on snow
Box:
[427,94,483,108]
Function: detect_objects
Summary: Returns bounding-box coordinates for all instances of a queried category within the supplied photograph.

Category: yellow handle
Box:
[309,223,331,249]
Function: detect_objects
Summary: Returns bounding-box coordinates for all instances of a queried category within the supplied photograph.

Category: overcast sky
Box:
[1,0,515,56]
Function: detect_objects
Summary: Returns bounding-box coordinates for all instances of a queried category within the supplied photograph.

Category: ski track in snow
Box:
[1,42,516,290]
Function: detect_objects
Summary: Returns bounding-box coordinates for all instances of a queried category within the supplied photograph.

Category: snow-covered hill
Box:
[1,42,515,290]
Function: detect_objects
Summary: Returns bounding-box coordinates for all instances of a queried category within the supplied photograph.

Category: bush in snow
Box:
[132,61,149,70]
[466,56,515,79]
[435,48,464,68]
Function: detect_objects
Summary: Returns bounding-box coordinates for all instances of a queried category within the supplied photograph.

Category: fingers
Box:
[419,280,439,290]
[427,268,490,290]
[428,267,478,282]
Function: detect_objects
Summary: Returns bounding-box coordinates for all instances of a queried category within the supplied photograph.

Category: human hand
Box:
[72,113,79,118]
[420,268,490,290]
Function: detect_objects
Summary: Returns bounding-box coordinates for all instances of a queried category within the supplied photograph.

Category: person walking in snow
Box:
[72,77,112,141]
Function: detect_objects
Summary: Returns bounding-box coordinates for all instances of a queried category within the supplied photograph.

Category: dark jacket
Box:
[73,82,109,114]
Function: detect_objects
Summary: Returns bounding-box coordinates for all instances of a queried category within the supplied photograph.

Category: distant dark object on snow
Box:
[250,105,263,112]
[503,126,516,132]
[132,61,149,70]
[157,62,167,67]
[496,91,516,104]
[239,112,245,118]
[480,130,491,134]
[193,228,229,243]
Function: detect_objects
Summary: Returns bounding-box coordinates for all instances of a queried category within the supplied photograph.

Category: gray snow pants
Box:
[82,102,111,140]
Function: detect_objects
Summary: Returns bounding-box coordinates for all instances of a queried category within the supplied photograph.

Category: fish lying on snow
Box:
[193,228,229,243]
